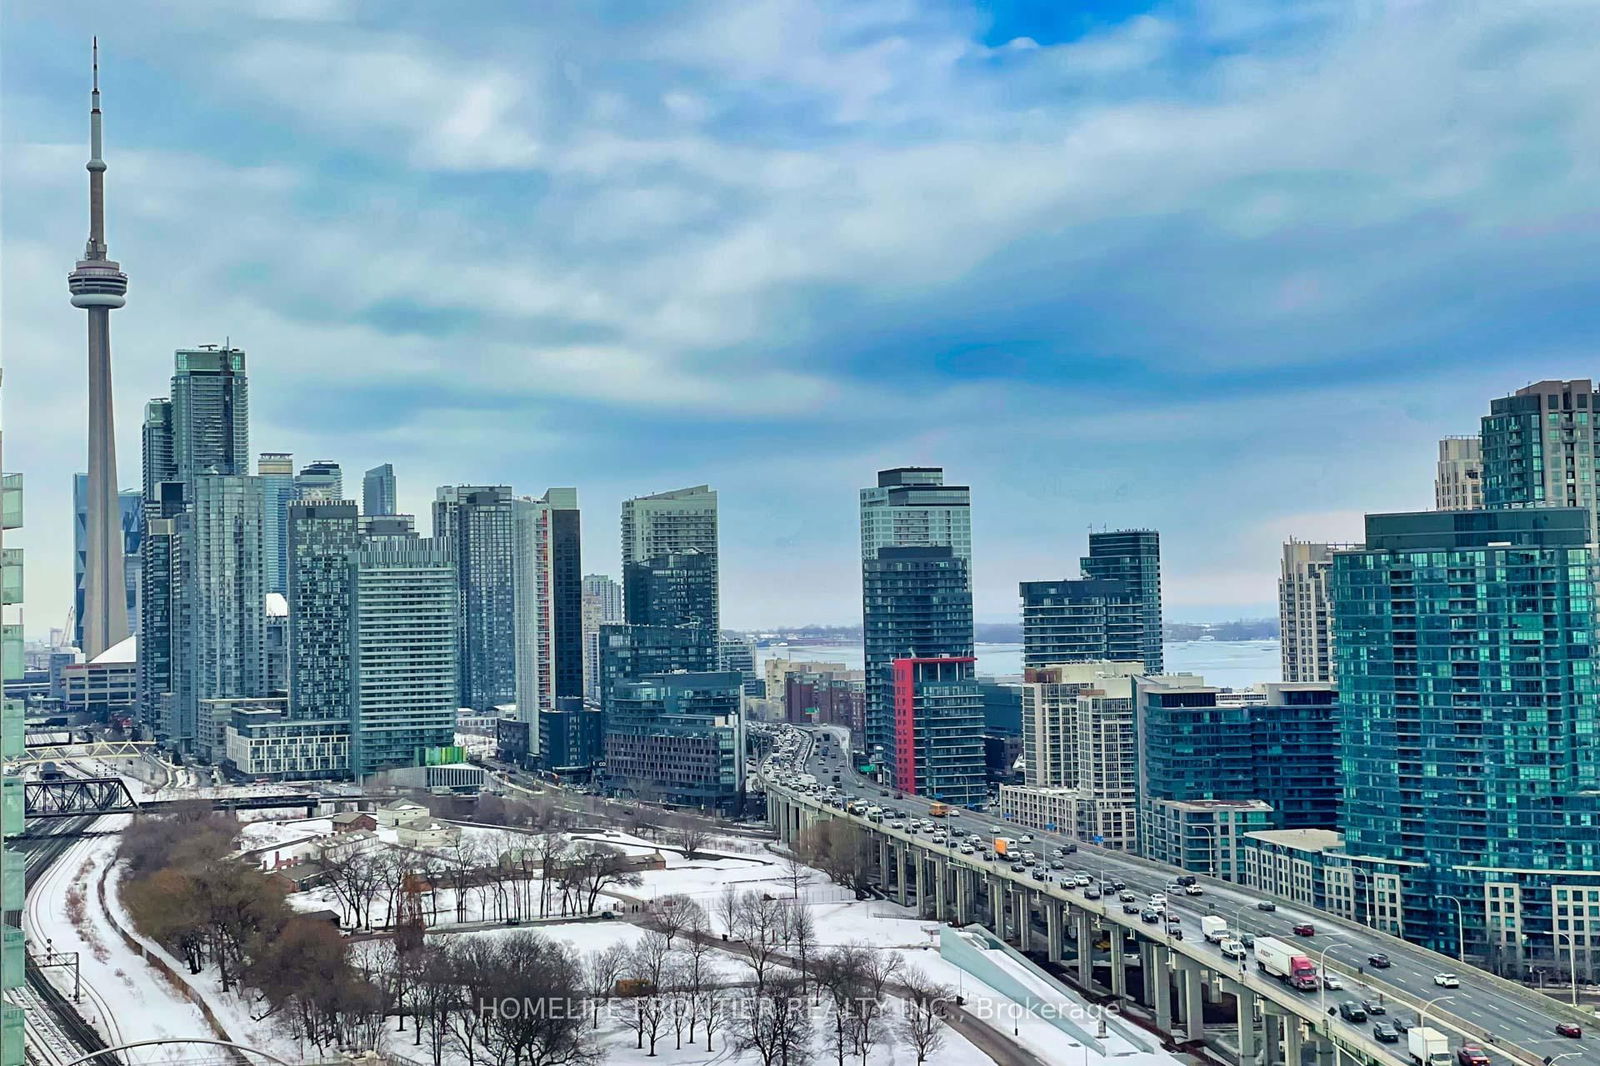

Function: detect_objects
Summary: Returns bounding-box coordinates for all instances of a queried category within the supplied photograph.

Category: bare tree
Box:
[814,944,870,1066]
[716,884,741,938]
[680,911,719,1045]
[570,841,643,914]
[784,901,818,997]
[626,931,674,1055]
[898,965,953,1065]
[667,818,711,860]
[781,850,810,899]
[736,974,812,1066]
[733,892,787,992]
[644,893,705,949]
[323,848,387,930]
[795,821,877,898]
[699,986,729,1054]
[583,941,631,1027]
[855,948,904,1065]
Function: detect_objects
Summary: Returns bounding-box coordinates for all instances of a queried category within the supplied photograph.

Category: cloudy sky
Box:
[4,0,1599,634]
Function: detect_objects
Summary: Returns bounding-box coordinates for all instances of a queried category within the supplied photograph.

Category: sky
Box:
[5,0,1600,634]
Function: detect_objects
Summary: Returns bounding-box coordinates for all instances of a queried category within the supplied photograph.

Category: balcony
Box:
[0,474,19,532]
[0,628,19,685]
[0,549,19,607]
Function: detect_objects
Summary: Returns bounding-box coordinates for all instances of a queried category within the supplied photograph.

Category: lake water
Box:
[757,639,1282,690]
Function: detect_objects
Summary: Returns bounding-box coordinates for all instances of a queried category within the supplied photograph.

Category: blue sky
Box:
[5,0,1600,632]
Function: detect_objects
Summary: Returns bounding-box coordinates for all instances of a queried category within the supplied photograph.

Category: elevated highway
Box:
[762,724,1593,1066]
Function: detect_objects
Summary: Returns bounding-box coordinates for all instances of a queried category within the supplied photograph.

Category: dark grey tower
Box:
[68,40,130,660]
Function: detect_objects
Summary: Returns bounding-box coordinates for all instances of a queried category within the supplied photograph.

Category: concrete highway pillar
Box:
[1151,942,1172,1034]
[895,846,908,907]
[1225,979,1256,1062]
[1076,908,1094,988]
[1045,899,1063,963]
[1283,1014,1304,1066]
[987,876,1004,936]
[1262,1010,1281,1066]
[1180,958,1205,1042]
[1016,888,1033,952]
[1109,934,1127,998]
[878,840,890,882]
[1137,940,1156,1007]
[934,857,948,920]
[1309,1031,1335,1066]
[1205,972,1225,1005]
[953,866,968,923]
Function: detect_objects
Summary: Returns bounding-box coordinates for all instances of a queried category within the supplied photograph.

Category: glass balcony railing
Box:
[0,474,19,533]
[0,928,20,990]
[0,1000,23,1066]
[0,778,20,839]
[0,849,20,914]
[0,551,18,607]
[0,630,19,687]
[0,702,19,761]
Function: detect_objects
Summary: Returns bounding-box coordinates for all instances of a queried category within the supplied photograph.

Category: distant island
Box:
[742,618,1279,644]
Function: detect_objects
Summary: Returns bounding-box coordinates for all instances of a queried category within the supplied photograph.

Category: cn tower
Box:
[67,39,130,659]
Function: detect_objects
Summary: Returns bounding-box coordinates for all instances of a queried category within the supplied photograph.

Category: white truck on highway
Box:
[1406,1027,1450,1066]
[1201,915,1229,943]
[1254,936,1319,991]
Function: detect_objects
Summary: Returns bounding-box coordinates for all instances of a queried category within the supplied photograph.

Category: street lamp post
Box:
[1348,864,1378,930]
[1417,993,1455,1034]
[1439,894,1467,962]
[1555,932,1580,1008]
[1191,823,1219,878]
[1316,937,1353,1018]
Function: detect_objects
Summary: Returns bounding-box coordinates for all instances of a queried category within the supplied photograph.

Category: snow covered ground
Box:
[28,809,1181,1066]
[24,815,306,1064]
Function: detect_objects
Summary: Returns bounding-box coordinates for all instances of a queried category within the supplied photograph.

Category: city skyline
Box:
[9,4,1600,633]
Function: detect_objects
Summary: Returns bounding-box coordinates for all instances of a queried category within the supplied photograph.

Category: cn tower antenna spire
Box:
[68,38,130,659]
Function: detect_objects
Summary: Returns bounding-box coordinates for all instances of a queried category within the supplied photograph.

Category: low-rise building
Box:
[604,671,745,814]
[219,703,350,781]
[1142,798,1274,880]
[376,799,430,828]
[330,811,378,833]
[1238,828,1345,912]
[395,819,461,850]
[60,635,136,718]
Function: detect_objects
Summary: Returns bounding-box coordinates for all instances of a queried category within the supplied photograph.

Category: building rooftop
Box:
[1243,828,1345,852]
[88,634,136,665]
[265,592,288,618]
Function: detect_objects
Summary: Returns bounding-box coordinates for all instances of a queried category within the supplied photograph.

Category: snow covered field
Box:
[28,812,1182,1066]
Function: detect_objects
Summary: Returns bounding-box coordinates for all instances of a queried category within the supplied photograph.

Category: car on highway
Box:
[1110,879,1124,890]
[1019,835,1034,844]
[1432,973,1460,988]
[1323,973,1344,990]
[1118,890,1137,902]
[1184,884,1204,895]
[1030,868,1050,882]
[1140,909,1161,923]
[991,825,1003,834]
[1123,902,1141,915]
[1390,1016,1411,1034]
[1050,861,1066,871]
[1219,938,1247,960]
[1455,1047,1490,1066]
[1084,887,1102,900]
[1010,863,1026,873]
[1074,874,1091,887]
[1338,1002,1367,1023]
[1372,1022,1398,1043]
[1256,900,1277,912]
[1555,1021,1583,1038]
[1292,923,1315,937]
[1239,933,1256,948]
[1166,923,1183,939]
[1149,893,1168,907]
[1368,953,1391,968]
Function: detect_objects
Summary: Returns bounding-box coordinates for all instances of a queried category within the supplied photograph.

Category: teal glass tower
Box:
[1332,507,1600,964]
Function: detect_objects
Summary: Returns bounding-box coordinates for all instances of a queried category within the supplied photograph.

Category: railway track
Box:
[19,799,122,1066]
